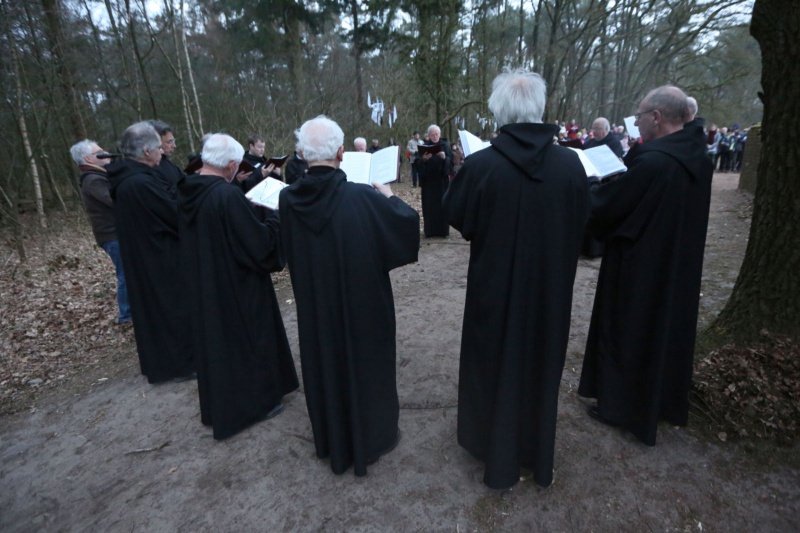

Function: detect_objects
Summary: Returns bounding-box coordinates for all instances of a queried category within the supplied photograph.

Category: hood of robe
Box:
[282,165,346,234]
[107,159,155,200]
[634,122,712,181]
[178,174,228,225]
[489,123,561,181]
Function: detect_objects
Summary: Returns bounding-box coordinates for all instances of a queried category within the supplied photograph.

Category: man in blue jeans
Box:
[70,139,132,324]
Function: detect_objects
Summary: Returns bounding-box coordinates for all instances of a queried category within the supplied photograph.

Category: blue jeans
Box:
[100,240,131,323]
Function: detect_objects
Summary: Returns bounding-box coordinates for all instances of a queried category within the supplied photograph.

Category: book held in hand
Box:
[340,145,399,185]
[568,144,627,179]
[458,130,491,157]
[245,177,287,210]
[417,143,443,156]
[623,116,640,140]
[267,155,289,168]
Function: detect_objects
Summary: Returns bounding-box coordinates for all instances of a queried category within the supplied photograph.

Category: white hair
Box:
[593,117,610,132]
[686,96,698,120]
[201,134,245,168]
[488,68,546,128]
[120,122,161,159]
[295,116,345,163]
[353,137,366,149]
[427,124,440,136]
[69,139,97,164]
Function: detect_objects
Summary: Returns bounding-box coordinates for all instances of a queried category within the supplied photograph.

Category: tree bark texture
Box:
[713,0,800,341]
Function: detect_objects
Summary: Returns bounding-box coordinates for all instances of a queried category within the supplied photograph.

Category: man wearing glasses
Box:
[579,86,713,447]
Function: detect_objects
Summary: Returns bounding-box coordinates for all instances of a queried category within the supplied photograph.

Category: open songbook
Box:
[416,143,443,156]
[568,144,627,179]
[459,130,491,157]
[245,177,287,210]
[339,145,399,185]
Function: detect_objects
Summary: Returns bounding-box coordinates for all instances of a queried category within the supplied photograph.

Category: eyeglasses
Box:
[634,109,656,120]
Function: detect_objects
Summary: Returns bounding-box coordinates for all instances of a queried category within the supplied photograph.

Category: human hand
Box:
[235,171,252,183]
[437,151,446,159]
[372,182,393,198]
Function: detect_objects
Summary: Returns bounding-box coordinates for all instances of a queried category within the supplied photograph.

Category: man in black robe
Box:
[279,115,420,476]
[442,69,590,490]
[148,120,184,195]
[581,117,624,258]
[414,124,451,238]
[284,151,308,184]
[238,134,282,193]
[177,134,298,440]
[578,85,713,446]
[108,122,194,383]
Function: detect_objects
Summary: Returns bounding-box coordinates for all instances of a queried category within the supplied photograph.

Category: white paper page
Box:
[459,130,491,157]
[623,116,640,140]
[368,146,399,184]
[568,147,600,178]
[583,145,627,178]
[245,177,286,210]
[340,152,372,184]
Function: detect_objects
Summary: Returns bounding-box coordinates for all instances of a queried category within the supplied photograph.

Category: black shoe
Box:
[367,429,402,465]
[263,403,284,420]
[587,406,619,427]
[173,371,197,383]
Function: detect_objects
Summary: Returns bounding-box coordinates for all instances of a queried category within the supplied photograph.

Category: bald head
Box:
[635,85,689,142]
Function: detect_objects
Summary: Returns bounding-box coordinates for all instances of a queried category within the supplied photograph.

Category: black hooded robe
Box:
[177,174,298,441]
[442,123,590,489]
[108,159,194,383]
[414,142,452,237]
[279,166,420,476]
[578,123,713,446]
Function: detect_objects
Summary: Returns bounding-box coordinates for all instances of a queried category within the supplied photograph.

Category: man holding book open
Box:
[414,124,452,237]
[279,116,419,477]
[443,68,590,490]
[177,133,298,441]
[579,85,713,447]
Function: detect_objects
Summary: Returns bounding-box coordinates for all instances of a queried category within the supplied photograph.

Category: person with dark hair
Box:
[177,133,298,440]
[579,85,713,446]
[107,122,194,383]
[238,134,282,192]
[70,139,131,325]
[443,68,589,490]
[280,115,419,477]
[148,119,184,193]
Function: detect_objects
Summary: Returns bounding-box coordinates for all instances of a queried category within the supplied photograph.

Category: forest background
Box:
[0,0,758,229]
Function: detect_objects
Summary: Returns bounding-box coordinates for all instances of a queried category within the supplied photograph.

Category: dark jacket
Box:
[78,164,116,245]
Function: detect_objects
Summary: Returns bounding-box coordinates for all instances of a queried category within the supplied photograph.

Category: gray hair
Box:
[202,134,245,168]
[354,137,366,149]
[643,86,689,123]
[120,122,162,159]
[426,124,440,136]
[592,117,610,132]
[148,119,173,137]
[296,116,345,163]
[488,68,546,128]
[686,96,698,121]
[69,139,97,164]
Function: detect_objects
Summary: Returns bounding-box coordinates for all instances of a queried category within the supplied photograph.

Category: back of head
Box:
[488,68,546,128]
[120,122,161,159]
[644,86,689,125]
[296,116,345,164]
[148,119,172,137]
[686,96,698,121]
[70,139,96,165]
[202,134,245,168]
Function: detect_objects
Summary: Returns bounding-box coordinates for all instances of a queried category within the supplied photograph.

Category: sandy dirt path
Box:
[1,173,798,532]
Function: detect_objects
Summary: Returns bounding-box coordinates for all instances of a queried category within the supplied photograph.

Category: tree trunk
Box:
[8,38,47,229]
[40,0,87,141]
[180,0,203,136]
[709,0,800,341]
